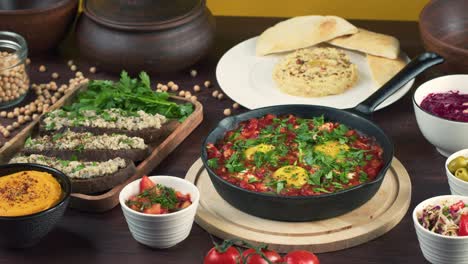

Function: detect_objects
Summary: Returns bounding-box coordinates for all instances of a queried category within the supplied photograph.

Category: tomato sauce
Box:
[206,114,384,196]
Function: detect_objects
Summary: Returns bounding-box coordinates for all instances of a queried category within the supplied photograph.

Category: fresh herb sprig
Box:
[138,184,178,210]
[64,71,193,121]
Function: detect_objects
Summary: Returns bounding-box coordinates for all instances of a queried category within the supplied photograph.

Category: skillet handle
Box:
[353,52,444,115]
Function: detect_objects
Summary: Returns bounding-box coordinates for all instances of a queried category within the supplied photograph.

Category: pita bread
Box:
[329,28,400,59]
[367,54,407,87]
[256,16,358,56]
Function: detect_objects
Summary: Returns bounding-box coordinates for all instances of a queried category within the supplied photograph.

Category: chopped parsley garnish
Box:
[207,158,219,169]
[359,171,369,183]
[25,137,33,146]
[72,164,86,173]
[225,152,245,173]
[75,144,85,152]
[59,159,70,167]
[118,138,135,145]
[52,133,63,141]
[137,184,178,210]
[45,121,56,131]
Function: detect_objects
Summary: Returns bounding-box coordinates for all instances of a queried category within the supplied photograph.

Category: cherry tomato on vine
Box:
[283,250,320,264]
[242,248,282,264]
[204,243,241,264]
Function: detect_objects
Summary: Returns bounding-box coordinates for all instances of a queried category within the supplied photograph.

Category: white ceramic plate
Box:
[216,37,414,110]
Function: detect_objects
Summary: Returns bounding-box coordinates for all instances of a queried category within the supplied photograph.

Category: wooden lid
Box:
[84,0,204,30]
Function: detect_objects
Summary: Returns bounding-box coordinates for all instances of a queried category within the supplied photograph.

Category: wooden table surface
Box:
[0,16,448,264]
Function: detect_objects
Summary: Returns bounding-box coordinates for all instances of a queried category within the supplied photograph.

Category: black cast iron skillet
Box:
[202,52,444,222]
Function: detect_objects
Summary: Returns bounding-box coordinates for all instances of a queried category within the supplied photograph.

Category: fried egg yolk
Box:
[273,165,308,187]
[314,141,349,158]
[244,144,275,160]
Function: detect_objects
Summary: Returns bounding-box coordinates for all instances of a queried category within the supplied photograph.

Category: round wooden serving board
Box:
[185,158,411,253]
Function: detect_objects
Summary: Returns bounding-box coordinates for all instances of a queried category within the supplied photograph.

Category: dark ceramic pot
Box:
[201,53,444,221]
[0,0,78,54]
[0,163,71,248]
[419,0,468,74]
[75,0,216,74]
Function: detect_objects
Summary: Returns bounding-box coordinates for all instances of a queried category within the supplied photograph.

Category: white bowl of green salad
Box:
[413,195,468,264]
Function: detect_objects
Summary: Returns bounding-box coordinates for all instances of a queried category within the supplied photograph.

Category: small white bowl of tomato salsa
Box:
[413,74,468,157]
[413,195,468,264]
[119,175,200,248]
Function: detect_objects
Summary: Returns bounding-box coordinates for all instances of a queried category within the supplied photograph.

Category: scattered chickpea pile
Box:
[0,71,89,139]
[0,58,94,143]
[156,68,242,117]
[0,52,29,105]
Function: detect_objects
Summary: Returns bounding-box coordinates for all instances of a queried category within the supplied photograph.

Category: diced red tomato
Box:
[241,119,259,138]
[368,159,381,169]
[365,167,378,179]
[180,201,192,209]
[300,185,315,196]
[318,122,333,132]
[345,130,357,137]
[450,200,465,212]
[176,191,191,202]
[253,182,268,192]
[222,143,235,159]
[143,203,161,214]
[459,214,468,236]
[258,114,276,127]
[240,180,256,191]
[371,145,384,158]
[353,140,371,150]
[206,143,222,159]
[287,115,297,125]
[139,176,155,192]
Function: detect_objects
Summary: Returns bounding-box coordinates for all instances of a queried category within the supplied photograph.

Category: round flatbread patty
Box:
[273,47,358,97]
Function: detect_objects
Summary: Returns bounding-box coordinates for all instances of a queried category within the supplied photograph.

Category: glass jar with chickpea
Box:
[0,31,30,110]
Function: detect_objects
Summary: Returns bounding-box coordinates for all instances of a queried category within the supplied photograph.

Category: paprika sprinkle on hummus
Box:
[0,171,62,217]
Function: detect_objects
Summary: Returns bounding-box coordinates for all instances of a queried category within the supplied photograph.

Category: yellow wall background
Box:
[79,0,430,21]
[207,0,430,21]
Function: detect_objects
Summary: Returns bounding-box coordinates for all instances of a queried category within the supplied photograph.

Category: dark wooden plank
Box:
[0,17,442,263]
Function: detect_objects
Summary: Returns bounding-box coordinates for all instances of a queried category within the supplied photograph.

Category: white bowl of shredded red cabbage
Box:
[413,195,468,264]
[413,75,468,157]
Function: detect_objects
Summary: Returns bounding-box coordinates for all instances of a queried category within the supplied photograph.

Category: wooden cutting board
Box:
[0,84,203,212]
[185,157,411,253]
